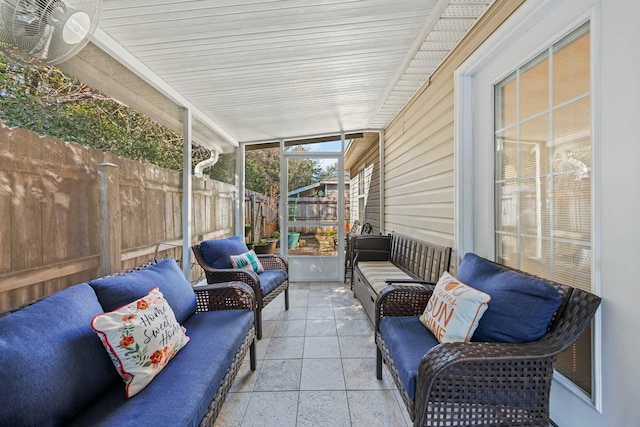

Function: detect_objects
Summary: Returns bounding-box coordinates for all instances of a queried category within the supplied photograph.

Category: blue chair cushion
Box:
[456,253,563,343]
[379,316,439,400]
[89,258,196,324]
[200,236,249,269]
[0,284,119,426]
[67,310,254,427]
[258,270,288,297]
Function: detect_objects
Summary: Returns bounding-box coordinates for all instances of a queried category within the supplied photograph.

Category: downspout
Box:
[194,148,221,177]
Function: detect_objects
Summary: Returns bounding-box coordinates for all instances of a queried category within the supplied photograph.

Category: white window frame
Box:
[454,0,602,411]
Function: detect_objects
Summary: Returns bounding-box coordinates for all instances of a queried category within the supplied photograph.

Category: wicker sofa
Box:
[352,232,452,324]
[0,258,256,427]
[375,253,601,427]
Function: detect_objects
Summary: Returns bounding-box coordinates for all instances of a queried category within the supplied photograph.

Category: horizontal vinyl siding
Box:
[383,0,525,258]
[361,143,381,234]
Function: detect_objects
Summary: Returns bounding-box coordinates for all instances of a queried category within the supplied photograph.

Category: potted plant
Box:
[253,237,277,254]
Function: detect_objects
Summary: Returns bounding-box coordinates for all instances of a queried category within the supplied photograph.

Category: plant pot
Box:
[287,232,301,249]
[253,239,277,254]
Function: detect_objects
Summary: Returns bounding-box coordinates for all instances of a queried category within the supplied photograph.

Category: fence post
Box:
[98,163,122,276]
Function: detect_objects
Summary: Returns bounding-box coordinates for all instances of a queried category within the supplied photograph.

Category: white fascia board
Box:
[91,29,238,149]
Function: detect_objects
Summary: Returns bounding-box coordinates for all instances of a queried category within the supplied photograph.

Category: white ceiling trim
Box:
[91,28,238,150]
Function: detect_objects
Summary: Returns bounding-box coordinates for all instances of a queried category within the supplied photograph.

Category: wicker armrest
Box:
[193,281,256,313]
[256,253,288,271]
[414,340,558,423]
[375,284,434,330]
[200,266,260,284]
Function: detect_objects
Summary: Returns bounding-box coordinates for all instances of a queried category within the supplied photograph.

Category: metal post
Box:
[182,108,193,280]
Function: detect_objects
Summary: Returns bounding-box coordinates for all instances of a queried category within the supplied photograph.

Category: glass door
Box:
[283,140,345,282]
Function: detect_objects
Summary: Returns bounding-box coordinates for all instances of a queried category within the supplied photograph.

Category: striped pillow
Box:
[230,250,264,273]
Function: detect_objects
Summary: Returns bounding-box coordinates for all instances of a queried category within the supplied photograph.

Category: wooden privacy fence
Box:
[0,124,236,312]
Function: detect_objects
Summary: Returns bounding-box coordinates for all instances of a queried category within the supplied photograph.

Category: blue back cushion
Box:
[199,235,249,269]
[456,253,563,343]
[0,284,119,426]
[90,258,196,323]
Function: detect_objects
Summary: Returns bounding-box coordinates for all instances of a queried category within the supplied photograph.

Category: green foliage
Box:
[0,50,210,170]
[0,51,336,194]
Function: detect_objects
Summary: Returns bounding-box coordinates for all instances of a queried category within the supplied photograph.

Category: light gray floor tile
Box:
[214,392,251,427]
[289,282,311,289]
[306,307,335,320]
[305,319,337,337]
[300,358,345,391]
[279,307,308,320]
[333,305,367,320]
[217,281,415,426]
[253,359,302,392]
[338,335,376,359]
[264,336,305,359]
[296,391,351,427]
[347,390,409,427]
[261,308,282,321]
[255,337,271,360]
[260,320,277,339]
[303,336,341,359]
[393,388,413,427]
[242,391,299,427]
[230,359,261,393]
[336,319,373,336]
[273,319,307,337]
[308,295,333,307]
[342,358,393,391]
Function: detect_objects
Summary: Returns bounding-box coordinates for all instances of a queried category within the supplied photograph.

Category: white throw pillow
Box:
[230,250,264,273]
[419,272,491,343]
[92,287,190,397]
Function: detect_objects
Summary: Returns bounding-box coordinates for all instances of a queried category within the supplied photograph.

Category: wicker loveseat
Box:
[375,253,601,427]
[192,235,289,339]
[0,258,256,427]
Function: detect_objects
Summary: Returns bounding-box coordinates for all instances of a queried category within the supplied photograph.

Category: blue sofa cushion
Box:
[90,258,196,324]
[0,284,119,426]
[456,253,563,343]
[68,310,254,427]
[379,316,440,400]
[200,236,249,269]
[259,270,288,297]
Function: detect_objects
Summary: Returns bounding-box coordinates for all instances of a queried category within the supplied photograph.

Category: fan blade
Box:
[29,21,53,59]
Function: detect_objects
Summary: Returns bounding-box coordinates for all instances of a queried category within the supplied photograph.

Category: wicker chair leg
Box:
[376,347,383,380]
[284,288,290,310]
[249,339,256,371]
[256,310,263,340]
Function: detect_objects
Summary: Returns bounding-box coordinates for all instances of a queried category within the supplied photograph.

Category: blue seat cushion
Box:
[379,316,439,400]
[0,284,119,426]
[68,309,254,427]
[200,236,249,269]
[456,253,563,343]
[258,270,288,297]
[89,258,196,323]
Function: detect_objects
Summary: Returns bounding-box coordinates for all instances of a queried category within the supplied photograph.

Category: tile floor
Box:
[213,281,412,427]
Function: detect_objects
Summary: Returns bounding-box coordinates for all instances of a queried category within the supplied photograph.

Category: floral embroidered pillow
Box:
[230,250,264,273]
[92,287,190,397]
[419,272,491,343]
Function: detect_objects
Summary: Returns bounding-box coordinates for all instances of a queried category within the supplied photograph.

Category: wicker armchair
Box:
[375,273,601,426]
[192,241,289,339]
